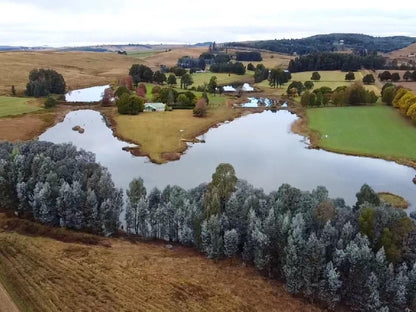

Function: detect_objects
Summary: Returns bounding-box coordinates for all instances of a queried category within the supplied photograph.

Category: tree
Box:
[286,81,305,95]
[379,71,392,81]
[117,94,144,115]
[129,64,154,84]
[319,261,342,310]
[403,71,412,81]
[117,76,134,90]
[167,74,177,86]
[11,85,16,96]
[207,76,217,94]
[381,86,396,106]
[204,164,237,216]
[114,85,130,98]
[363,74,375,84]
[247,63,255,71]
[304,81,314,90]
[180,73,193,89]
[153,71,166,84]
[355,184,380,210]
[311,71,321,81]
[345,71,355,81]
[391,72,400,82]
[136,83,147,98]
[224,229,239,257]
[193,98,208,117]
[268,68,288,88]
[102,87,115,106]
[125,178,147,235]
[26,69,66,96]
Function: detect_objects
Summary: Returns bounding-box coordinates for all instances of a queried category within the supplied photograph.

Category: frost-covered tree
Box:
[224,229,239,258]
[319,261,342,310]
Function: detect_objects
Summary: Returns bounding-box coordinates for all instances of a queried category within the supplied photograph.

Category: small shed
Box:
[144,103,166,112]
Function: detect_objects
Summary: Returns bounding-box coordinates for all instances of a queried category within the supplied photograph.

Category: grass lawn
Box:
[0,96,42,117]
[127,50,164,59]
[113,101,238,163]
[190,72,253,88]
[307,105,416,161]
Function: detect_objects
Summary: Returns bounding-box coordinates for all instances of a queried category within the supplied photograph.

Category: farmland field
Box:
[0,212,321,312]
[0,96,42,117]
[307,105,416,161]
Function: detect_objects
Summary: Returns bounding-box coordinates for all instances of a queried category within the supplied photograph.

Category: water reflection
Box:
[39,110,416,208]
[65,85,109,102]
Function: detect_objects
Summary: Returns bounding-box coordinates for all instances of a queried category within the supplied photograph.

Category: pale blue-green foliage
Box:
[0,141,121,235]
[224,229,239,258]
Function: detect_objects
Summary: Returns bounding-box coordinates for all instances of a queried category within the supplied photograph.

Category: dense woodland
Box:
[288,52,386,72]
[0,141,122,235]
[227,34,416,55]
[1,142,416,311]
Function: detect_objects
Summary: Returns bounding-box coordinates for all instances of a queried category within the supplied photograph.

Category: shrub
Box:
[117,94,144,115]
[193,98,208,117]
[44,96,58,108]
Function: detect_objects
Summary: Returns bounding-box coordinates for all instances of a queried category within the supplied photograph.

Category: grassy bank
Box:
[111,97,242,163]
[0,212,321,312]
[307,105,416,163]
[0,96,42,117]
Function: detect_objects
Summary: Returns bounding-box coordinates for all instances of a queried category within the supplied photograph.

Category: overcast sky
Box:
[1,0,416,47]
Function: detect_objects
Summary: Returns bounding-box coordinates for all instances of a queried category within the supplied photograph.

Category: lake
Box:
[65,85,110,102]
[39,109,416,208]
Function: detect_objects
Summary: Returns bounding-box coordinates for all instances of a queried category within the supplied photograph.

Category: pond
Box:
[65,85,110,102]
[38,109,416,209]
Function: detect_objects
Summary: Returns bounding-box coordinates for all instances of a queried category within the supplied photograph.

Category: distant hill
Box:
[227,33,416,55]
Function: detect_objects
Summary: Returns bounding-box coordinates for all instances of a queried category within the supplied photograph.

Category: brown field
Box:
[385,43,416,59]
[374,70,416,93]
[0,212,322,312]
[227,48,294,69]
[0,51,144,95]
[143,47,207,67]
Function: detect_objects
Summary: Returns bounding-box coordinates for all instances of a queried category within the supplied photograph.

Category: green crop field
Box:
[0,96,42,118]
[307,106,416,160]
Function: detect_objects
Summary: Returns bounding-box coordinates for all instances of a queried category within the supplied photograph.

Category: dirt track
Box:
[0,282,19,312]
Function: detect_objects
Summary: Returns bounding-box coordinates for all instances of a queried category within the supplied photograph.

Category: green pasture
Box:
[307,105,416,160]
[0,96,42,118]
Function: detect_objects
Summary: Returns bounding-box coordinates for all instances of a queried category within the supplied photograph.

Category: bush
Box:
[114,86,130,98]
[117,94,144,115]
[193,98,208,117]
[152,85,161,94]
[44,96,58,108]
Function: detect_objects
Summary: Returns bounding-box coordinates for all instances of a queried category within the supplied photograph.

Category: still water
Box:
[65,85,109,102]
[39,110,416,208]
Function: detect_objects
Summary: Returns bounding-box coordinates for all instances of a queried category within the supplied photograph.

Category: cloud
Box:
[0,0,415,46]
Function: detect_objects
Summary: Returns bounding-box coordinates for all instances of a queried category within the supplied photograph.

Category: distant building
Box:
[144,103,166,112]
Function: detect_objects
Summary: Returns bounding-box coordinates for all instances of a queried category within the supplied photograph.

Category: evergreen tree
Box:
[224,229,239,257]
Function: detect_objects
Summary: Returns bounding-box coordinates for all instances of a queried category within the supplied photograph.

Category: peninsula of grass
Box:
[378,192,409,209]
[110,96,241,163]
[307,105,416,164]
[0,96,42,118]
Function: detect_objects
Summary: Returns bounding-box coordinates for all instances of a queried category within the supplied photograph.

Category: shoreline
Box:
[289,105,416,171]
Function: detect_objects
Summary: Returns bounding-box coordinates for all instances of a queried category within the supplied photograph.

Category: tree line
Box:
[382,84,416,123]
[1,143,416,311]
[288,52,386,72]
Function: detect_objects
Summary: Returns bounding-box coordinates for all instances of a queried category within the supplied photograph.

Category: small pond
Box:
[65,85,109,102]
[241,97,273,108]
[39,109,416,208]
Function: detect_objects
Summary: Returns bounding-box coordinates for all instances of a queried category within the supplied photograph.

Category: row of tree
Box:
[383,85,416,123]
[210,62,246,75]
[0,141,121,235]
[124,163,416,311]
[288,53,386,72]
[129,64,168,85]
[300,83,378,107]
[379,70,416,82]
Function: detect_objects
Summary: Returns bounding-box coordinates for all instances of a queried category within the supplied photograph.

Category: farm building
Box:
[144,103,165,112]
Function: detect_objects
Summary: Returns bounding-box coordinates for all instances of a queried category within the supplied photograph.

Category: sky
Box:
[1,0,416,47]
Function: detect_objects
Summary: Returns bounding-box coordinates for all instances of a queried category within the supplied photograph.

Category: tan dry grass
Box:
[143,47,207,68]
[0,212,322,312]
[109,103,242,163]
[0,51,144,95]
